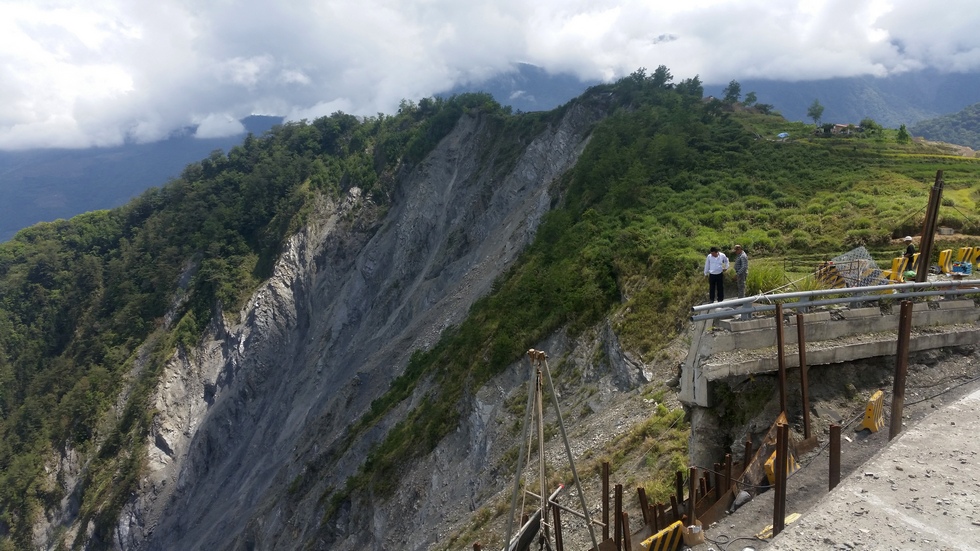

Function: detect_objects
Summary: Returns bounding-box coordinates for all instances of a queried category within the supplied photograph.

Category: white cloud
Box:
[194,113,246,139]
[1,0,980,150]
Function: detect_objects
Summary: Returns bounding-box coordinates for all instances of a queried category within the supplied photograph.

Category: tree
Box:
[675,75,703,98]
[807,99,825,126]
[743,91,757,106]
[860,117,883,137]
[897,124,911,144]
[723,80,741,103]
[651,65,673,88]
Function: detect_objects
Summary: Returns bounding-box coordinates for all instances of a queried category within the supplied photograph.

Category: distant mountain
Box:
[5,65,980,242]
[453,64,980,129]
[0,115,282,242]
[441,62,600,112]
[707,69,980,128]
[909,103,980,149]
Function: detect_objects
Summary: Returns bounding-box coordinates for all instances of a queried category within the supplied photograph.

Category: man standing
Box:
[732,244,748,299]
[704,246,730,302]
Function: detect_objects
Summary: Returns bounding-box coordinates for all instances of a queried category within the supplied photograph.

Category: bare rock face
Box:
[112,99,611,550]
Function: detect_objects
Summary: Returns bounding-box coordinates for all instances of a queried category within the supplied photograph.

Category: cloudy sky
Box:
[2,0,979,151]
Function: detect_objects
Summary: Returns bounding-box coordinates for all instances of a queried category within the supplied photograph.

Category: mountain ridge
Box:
[5,73,980,550]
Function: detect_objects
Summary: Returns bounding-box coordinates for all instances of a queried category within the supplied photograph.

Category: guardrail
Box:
[691,279,980,322]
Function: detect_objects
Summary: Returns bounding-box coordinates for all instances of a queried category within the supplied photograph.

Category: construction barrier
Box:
[858,390,885,433]
[882,257,908,282]
[938,249,953,275]
[969,247,980,267]
[764,449,800,485]
[640,520,683,551]
[957,246,974,263]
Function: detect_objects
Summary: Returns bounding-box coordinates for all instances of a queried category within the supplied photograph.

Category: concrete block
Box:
[939,299,976,310]
[840,307,881,320]
[717,317,776,332]
[912,302,932,311]
[788,311,832,324]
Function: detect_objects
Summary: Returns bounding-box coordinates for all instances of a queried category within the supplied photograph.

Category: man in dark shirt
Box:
[904,236,916,270]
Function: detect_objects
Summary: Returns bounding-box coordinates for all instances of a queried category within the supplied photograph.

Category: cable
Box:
[904,372,980,407]
[706,533,768,551]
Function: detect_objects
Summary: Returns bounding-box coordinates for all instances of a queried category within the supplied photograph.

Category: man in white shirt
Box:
[704,246,730,302]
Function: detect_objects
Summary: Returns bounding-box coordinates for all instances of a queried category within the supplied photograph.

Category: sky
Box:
[3,0,980,151]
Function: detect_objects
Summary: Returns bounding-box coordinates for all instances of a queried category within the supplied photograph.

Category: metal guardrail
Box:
[691,279,980,322]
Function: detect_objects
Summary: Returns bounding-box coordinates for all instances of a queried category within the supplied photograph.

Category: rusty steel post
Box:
[552,502,564,551]
[688,466,697,526]
[743,438,752,478]
[724,454,733,495]
[773,424,789,536]
[829,424,841,491]
[637,487,650,526]
[622,512,632,551]
[797,313,812,440]
[675,471,684,512]
[891,300,913,440]
[615,484,623,551]
[776,303,788,414]
[916,170,944,283]
[714,462,722,501]
[602,462,610,541]
[670,495,679,523]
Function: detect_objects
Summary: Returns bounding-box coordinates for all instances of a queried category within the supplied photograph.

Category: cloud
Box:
[194,113,246,139]
[1,0,980,150]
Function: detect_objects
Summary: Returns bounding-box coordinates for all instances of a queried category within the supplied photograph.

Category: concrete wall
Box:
[680,300,980,406]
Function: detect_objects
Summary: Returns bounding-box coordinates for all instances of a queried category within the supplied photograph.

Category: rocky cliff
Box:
[94,97,627,550]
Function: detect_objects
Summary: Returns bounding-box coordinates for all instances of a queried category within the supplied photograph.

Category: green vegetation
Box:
[807,99,825,126]
[911,102,980,149]
[4,65,980,549]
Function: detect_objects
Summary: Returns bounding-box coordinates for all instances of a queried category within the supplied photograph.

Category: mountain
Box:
[0,116,282,243]
[5,66,980,245]
[707,68,980,128]
[909,102,980,149]
[3,75,980,550]
[451,63,980,129]
[441,62,600,113]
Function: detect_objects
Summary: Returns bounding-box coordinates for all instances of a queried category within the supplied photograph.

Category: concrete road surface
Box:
[765,387,980,550]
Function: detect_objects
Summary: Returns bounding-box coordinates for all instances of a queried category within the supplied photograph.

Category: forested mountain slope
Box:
[2,69,980,551]
[911,102,980,150]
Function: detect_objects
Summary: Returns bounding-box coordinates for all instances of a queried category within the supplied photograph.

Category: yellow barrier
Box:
[764,449,800,485]
[858,390,885,433]
[970,247,980,267]
[640,520,684,551]
[881,256,908,282]
[957,246,974,263]
[938,249,953,274]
